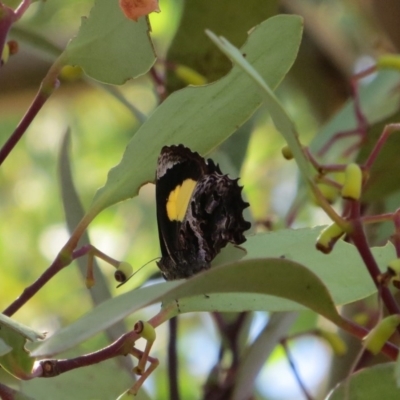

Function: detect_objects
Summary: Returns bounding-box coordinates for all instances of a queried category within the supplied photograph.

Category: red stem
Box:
[281,339,313,400]
[392,209,400,258]
[2,256,66,316]
[36,304,177,378]
[350,218,400,320]
[0,383,19,400]
[14,0,31,20]
[342,317,398,359]
[0,4,15,65]
[0,84,56,165]
[363,123,400,170]
[40,330,137,376]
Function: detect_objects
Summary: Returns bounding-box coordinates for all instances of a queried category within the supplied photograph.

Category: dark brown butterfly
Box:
[155,145,251,280]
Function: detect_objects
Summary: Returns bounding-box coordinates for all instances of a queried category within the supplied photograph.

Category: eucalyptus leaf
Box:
[327,363,400,400]
[33,226,394,357]
[206,26,312,184]
[90,15,303,215]
[66,0,155,84]
[243,227,395,305]
[165,0,278,92]
[34,256,342,357]
[0,313,44,379]
[21,359,145,400]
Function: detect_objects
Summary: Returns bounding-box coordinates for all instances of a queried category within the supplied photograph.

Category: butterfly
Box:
[155,145,251,280]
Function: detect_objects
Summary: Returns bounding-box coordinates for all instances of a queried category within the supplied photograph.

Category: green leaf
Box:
[66,0,155,84]
[206,24,312,184]
[34,256,342,357]
[242,227,395,306]
[20,359,146,400]
[33,226,394,357]
[0,313,45,379]
[168,258,343,325]
[165,0,278,92]
[58,131,128,343]
[31,281,182,357]
[306,71,400,203]
[90,15,303,215]
[327,362,400,400]
[0,314,44,343]
[0,338,12,356]
[211,243,247,266]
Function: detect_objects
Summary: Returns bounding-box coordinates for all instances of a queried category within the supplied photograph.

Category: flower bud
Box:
[134,320,156,342]
[363,314,400,355]
[60,65,83,81]
[316,223,345,254]
[114,261,133,283]
[376,54,400,71]
[341,163,362,200]
[388,259,400,276]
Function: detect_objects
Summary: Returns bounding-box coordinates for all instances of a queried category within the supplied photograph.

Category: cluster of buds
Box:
[314,163,363,254]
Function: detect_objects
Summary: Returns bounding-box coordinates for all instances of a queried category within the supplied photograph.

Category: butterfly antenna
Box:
[116,257,161,288]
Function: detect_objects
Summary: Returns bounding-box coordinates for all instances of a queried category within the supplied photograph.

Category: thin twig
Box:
[350,218,400,327]
[168,317,180,400]
[281,339,314,400]
[0,52,67,164]
[2,256,67,316]
[36,302,178,377]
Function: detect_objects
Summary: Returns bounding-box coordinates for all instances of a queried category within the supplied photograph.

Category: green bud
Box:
[341,163,362,200]
[363,315,400,355]
[316,223,345,254]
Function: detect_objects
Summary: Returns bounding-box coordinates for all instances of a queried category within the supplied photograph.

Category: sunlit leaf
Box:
[327,363,400,400]
[20,359,147,400]
[34,255,344,356]
[0,338,11,356]
[243,227,395,305]
[206,25,312,183]
[33,226,395,356]
[66,0,155,84]
[32,281,181,357]
[0,313,44,379]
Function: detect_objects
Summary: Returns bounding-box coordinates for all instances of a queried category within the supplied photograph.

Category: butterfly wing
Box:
[155,145,208,276]
[155,144,251,280]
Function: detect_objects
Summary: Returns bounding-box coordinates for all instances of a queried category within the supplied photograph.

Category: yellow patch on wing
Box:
[166,179,197,221]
